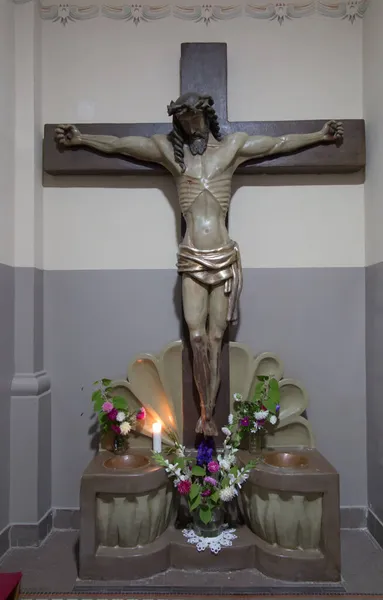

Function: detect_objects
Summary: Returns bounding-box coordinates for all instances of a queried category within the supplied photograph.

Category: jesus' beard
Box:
[188,134,209,156]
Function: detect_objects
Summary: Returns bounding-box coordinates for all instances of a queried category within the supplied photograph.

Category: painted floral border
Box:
[14,0,370,26]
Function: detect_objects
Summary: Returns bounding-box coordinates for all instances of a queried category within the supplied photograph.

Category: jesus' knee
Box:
[190,329,207,347]
[209,328,224,346]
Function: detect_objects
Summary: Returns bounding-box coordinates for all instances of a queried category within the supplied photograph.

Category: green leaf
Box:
[92,380,99,386]
[112,397,127,410]
[92,389,101,402]
[152,452,167,467]
[254,381,264,400]
[269,378,279,392]
[263,398,276,412]
[199,505,212,525]
[229,465,238,476]
[92,390,103,412]
[190,483,201,501]
[102,378,112,386]
[189,494,201,512]
[192,465,206,477]
[257,375,269,382]
[174,457,186,470]
[210,490,220,503]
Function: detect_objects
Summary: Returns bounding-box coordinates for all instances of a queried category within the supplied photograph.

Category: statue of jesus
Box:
[55,93,343,436]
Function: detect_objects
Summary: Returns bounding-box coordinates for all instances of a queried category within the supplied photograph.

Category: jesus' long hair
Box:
[167,93,222,173]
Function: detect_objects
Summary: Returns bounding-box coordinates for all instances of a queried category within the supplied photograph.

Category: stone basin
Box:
[263,451,309,469]
[103,454,150,470]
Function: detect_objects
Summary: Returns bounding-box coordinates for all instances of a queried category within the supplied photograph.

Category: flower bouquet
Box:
[153,426,256,537]
[92,378,146,454]
[233,375,280,452]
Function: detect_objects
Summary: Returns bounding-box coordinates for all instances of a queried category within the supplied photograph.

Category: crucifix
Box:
[43,43,365,446]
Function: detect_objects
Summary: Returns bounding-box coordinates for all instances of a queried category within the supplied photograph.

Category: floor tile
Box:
[341,529,383,593]
[1,528,382,594]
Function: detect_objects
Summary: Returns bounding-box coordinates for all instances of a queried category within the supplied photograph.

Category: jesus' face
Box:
[176,109,210,155]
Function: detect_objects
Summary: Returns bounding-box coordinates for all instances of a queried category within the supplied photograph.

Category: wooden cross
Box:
[43,43,365,447]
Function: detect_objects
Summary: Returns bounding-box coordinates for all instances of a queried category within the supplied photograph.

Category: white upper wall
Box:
[14,0,43,270]
[364,0,383,266]
[40,3,365,270]
[0,0,15,267]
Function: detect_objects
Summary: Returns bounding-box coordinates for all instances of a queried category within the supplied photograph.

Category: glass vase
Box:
[248,431,265,454]
[113,434,129,455]
[192,506,224,538]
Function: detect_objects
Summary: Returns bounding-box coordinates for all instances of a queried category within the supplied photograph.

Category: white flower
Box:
[218,458,231,472]
[235,468,249,488]
[219,486,238,502]
[254,409,269,420]
[116,411,126,423]
[228,414,233,425]
[228,472,236,485]
[175,445,186,457]
[269,415,278,425]
[120,421,131,435]
[165,461,178,475]
[233,393,243,402]
[221,426,231,437]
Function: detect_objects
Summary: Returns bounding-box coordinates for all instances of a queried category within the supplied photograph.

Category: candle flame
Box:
[152,422,162,434]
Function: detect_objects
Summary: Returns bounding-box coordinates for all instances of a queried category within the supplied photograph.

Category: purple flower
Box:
[107,408,118,421]
[196,438,214,466]
[102,401,113,413]
[257,419,266,427]
[207,461,219,473]
[201,489,212,497]
[177,480,191,495]
[204,476,217,487]
[136,407,146,421]
[111,424,121,434]
[276,404,280,412]
[240,416,250,427]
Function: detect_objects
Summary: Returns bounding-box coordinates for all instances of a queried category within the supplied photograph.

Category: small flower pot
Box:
[192,506,225,538]
[113,434,130,455]
[248,431,265,454]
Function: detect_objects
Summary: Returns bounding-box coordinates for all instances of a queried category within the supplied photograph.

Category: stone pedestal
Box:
[238,447,341,582]
[79,447,340,582]
[79,450,174,580]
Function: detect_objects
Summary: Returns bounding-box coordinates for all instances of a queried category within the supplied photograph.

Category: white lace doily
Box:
[182,527,237,554]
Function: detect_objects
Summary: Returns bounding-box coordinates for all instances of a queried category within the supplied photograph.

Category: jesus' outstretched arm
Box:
[54,124,164,165]
[236,120,343,163]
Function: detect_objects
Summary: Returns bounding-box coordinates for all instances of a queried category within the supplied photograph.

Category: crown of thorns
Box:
[167,95,214,117]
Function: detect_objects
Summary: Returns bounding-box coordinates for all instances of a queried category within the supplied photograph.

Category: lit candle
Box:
[152,422,162,452]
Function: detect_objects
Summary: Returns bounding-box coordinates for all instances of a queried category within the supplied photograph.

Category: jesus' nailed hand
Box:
[55,93,343,437]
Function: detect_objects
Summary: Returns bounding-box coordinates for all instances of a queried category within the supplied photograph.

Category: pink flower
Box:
[240,416,250,427]
[136,407,146,421]
[111,424,121,434]
[201,489,211,497]
[207,461,219,473]
[102,401,114,413]
[107,408,118,421]
[204,476,217,486]
[177,480,191,495]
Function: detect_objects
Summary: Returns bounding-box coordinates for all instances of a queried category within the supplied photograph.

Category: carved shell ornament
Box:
[109,340,314,449]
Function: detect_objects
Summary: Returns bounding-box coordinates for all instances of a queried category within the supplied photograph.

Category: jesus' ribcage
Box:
[176,173,233,217]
